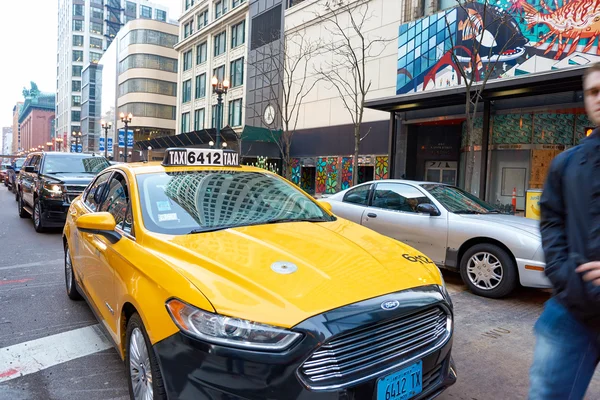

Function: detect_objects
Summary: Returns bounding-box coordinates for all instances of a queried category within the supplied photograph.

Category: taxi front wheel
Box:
[65,243,82,301]
[126,313,166,400]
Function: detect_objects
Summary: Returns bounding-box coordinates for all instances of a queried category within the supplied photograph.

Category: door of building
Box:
[425,161,457,185]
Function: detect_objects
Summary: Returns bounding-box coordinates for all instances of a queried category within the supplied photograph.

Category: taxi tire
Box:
[125,313,166,400]
[459,243,517,299]
[17,192,29,218]
[64,243,82,301]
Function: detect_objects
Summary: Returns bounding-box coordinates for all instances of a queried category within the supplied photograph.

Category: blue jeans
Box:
[529,297,600,399]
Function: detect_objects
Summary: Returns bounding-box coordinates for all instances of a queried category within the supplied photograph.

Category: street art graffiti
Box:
[397,0,600,95]
[291,158,301,185]
[375,156,390,180]
[316,157,327,193]
[341,157,353,190]
[325,157,338,194]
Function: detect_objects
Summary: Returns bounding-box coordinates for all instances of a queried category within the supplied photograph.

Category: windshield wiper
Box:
[188,224,242,234]
[188,217,329,234]
[453,210,482,214]
[264,217,329,224]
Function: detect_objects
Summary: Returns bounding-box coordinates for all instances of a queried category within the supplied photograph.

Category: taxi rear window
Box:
[136,170,332,235]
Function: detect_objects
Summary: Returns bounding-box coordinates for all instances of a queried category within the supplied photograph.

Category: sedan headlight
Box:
[166,299,302,351]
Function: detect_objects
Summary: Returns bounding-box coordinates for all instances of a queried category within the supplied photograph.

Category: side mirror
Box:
[24,166,35,173]
[6,165,13,170]
[75,212,121,243]
[318,200,333,213]
[417,203,441,216]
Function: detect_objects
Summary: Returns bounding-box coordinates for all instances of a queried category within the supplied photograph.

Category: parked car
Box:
[324,180,550,298]
[6,157,26,194]
[16,151,110,232]
[0,163,9,186]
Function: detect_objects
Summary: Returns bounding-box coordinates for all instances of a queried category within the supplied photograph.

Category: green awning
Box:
[241,125,282,143]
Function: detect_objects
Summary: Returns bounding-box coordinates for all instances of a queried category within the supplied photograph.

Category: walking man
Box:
[528,63,600,399]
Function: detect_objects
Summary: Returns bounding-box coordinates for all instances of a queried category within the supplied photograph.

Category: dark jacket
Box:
[540,129,600,329]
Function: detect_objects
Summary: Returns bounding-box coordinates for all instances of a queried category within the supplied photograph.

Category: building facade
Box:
[91,19,179,160]
[2,128,13,157]
[175,0,249,141]
[12,102,23,154]
[18,93,56,153]
[56,0,171,151]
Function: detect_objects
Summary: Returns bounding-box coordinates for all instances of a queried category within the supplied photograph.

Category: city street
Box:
[0,184,599,400]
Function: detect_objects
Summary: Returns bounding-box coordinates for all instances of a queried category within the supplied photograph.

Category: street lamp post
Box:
[101,120,112,159]
[147,146,152,162]
[211,76,229,149]
[55,137,63,152]
[119,112,133,162]
[46,142,53,151]
[71,131,82,153]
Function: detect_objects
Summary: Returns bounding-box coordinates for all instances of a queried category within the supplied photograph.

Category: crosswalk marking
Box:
[0,324,112,383]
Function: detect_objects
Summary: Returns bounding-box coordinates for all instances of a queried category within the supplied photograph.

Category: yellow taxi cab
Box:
[62,147,456,400]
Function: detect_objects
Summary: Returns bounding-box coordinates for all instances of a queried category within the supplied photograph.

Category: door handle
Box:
[367,213,377,218]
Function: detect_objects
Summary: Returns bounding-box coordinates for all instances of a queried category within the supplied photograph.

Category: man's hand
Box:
[575,262,600,286]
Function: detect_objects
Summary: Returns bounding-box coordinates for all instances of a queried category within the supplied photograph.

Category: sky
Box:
[0,0,181,131]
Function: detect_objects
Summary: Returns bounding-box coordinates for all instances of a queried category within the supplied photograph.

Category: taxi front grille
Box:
[299,307,449,388]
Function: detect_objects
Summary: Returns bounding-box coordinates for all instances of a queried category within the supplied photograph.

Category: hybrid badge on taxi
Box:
[62,148,456,400]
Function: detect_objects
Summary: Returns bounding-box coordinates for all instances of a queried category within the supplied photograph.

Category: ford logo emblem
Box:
[381,300,400,311]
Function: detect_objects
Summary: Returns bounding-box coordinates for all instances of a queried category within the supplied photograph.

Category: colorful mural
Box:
[291,158,301,185]
[341,157,353,190]
[325,157,338,194]
[316,157,327,193]
[397,0,600,95]
[375,156,390,180]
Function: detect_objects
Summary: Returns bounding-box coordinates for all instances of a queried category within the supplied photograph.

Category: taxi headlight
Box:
[166,299,302,351]
[437,268,453,307]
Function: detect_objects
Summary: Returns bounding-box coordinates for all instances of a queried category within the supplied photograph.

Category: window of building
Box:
[213,65,225,82]
[71,111,81,122]
[72,80,82,92]
[194,108,205,130]
[184,21,194,38]
[90,21,103,35]
[230,57,244,87]
[250,5,281,50]
[211,105,223,128]
[215,0,227,18]
[196,42,207,65]
[183,50,193,71]
[73,4,84,16]
[73,20,83,32]
[141,5,152,18]
[182,80,192,103]
[197,10,208,29]
[120,29,178,50]
[90,5,103,19]
[118,103,176,120]
[185,0,194,10]
[231,20,246,48]
[90,37,103,49]
[119,54,178,73]
[181,112,190,133]
[126,1,137,15]
[228,99,243,127]
[90,52,102,63]
[233,0,246,8]
[72,35,84,47]
[214,31,226,56]
[72,50,83,62]
[72,65,83,77]
[195,74,206,99]
[155,9,167,21]
[119,79,177,97]
[72,96,81,107]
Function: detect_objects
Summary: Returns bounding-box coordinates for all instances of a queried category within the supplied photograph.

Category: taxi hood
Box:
[146,219,442,329]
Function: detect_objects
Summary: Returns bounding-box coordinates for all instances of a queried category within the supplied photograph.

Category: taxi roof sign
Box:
[162,148,240,167]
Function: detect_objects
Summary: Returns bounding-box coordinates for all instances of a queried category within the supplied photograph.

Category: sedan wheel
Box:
[460,243,517,298]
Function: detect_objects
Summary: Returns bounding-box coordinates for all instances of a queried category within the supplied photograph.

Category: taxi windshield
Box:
[137,170,334,235]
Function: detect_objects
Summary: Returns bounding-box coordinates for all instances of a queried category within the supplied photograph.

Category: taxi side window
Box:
[372,183,432,213]
[84,172,112,212]
[99,173,130,232]
[343,184,372,206]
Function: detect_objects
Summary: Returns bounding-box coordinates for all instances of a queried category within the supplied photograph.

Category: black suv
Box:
[17,152,110,232]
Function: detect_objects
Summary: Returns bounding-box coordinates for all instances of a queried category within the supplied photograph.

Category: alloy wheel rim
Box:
[65,248,72,292]
[129,328,153,400]
[466,251,503,290]
[34,203,40,227]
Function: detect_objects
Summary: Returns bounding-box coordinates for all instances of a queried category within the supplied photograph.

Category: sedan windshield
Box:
[42,155,110,174]
[137,170,335,235]
[421,184,498,214]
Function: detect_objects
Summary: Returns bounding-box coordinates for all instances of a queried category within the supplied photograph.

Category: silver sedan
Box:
[324,180,550,298]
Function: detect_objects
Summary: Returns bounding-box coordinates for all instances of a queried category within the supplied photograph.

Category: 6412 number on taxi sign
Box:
[163,148,239,167]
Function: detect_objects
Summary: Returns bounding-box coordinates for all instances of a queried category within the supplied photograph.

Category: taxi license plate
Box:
[376,361,422,400]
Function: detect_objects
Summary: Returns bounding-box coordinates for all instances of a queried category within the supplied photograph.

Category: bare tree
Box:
[246,30,321,179]
[441,0,523,192]
[315,0,392,185]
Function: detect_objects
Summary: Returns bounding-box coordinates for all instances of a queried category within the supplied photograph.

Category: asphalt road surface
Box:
[0,184,599,400]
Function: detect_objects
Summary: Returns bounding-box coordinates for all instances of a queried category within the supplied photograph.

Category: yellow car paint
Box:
[64,161,442,360]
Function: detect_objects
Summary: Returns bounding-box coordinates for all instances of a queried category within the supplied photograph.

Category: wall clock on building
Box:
[263,104,275,126]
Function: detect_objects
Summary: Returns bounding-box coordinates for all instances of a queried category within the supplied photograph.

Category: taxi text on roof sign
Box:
[163,148,240,167]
